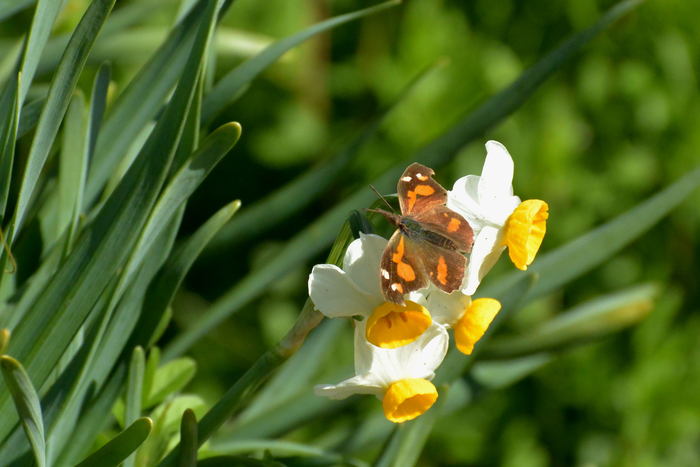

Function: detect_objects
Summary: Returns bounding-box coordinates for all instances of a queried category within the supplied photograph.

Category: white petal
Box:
[462,225,505,295]
[308,264,376,318]
[343,233,386,299]
[355,320,449,385]
[447,175,486,230]
[478,141,515,203]
[421,286,471,327]
[314,375,384,400]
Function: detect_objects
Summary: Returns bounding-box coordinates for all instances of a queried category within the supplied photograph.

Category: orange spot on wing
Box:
[392,237,416,282]
[397,262,416,281]
[392,237,406,263]
[414,185,435,196]
[406,185,435,211]
[437,256,448,285]
[447,217,461,232]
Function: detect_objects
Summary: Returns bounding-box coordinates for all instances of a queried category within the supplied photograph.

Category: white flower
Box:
[315,320,449,423]
[447,141,548,295]
[308,233,435,349]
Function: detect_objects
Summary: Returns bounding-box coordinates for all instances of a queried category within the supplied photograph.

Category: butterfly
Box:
[370,163,474,304]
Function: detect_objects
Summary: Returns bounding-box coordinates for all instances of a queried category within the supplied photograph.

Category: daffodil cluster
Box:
[308,141,548,423]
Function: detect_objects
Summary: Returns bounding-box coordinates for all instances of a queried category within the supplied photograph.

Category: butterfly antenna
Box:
[0,226,16,274]
[369,185,396,213]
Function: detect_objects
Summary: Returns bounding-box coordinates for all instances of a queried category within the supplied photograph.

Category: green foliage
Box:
[0,0,697,465]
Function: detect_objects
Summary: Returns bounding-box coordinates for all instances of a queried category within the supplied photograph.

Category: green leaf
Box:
[471,354,552,390]
[0,355,45,467]
[482,284,658,359]
[75,417,153,467]
[0,74,19,221]
[482,166,700,303]
[201,0,400,125]
[163,0,643,359]
[55,91,89,249]
[143,347,160,408]
[207,440,367,467]
[84,1,208,207]
[197,456,285,467]
[16,97,44,139]
[146,358,197,409]
[12,0,116,238]
[15,0,65,103]
[0,0,220,442]
[124,347,145,467]
[132,200,241,349]
[53,364,125,466]
[177,409,198,467]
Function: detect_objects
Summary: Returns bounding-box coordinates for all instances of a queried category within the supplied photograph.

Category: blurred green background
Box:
[5,0,699,465]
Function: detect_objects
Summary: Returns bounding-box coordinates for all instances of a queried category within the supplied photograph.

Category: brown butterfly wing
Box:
[418,242,467,294]
[397,163,447,215]
[413,205,474,254]
[380,230,429,304]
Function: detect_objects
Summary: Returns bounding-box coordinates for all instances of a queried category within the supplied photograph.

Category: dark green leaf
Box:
[177,409,198,467]
[201,0,400,124]
[75,417,153,467]
[0,356,45,467]
[12,0,116,237]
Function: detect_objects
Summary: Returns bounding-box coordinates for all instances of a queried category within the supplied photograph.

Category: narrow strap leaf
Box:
[201,0,400,124]
[177,409,198,467]
[12,0,117,237]
[75,417,153,467]
[123,346,145,467]
[0,355,46,467]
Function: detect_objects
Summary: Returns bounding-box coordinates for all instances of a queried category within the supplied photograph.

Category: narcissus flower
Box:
[410,286,502,355]
[447,140,549,294]
[315,320,449,423]
[309,233,443,349]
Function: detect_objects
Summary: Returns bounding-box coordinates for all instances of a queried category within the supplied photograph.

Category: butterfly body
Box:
[371,163,474,304]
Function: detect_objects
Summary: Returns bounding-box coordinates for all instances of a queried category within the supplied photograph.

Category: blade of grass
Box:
[75,417,153,467]
[163,0,643,359]
[11,0,116,238]
[84,0,237,208]
[131,200,241,349]
[206,440,368,467]
[481,166,700,302]
[201,0,399,125]
[15,0,66,103]
[0,356,45,467]
[178,409,198,467]
[16,97,44,139]
[0,73,19,220]
[55,92,88,250]
[53,364,125,465]
[482,283,658,359]
[46,127,235,461]
[0,0,217,441]
[124,347,145,467]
